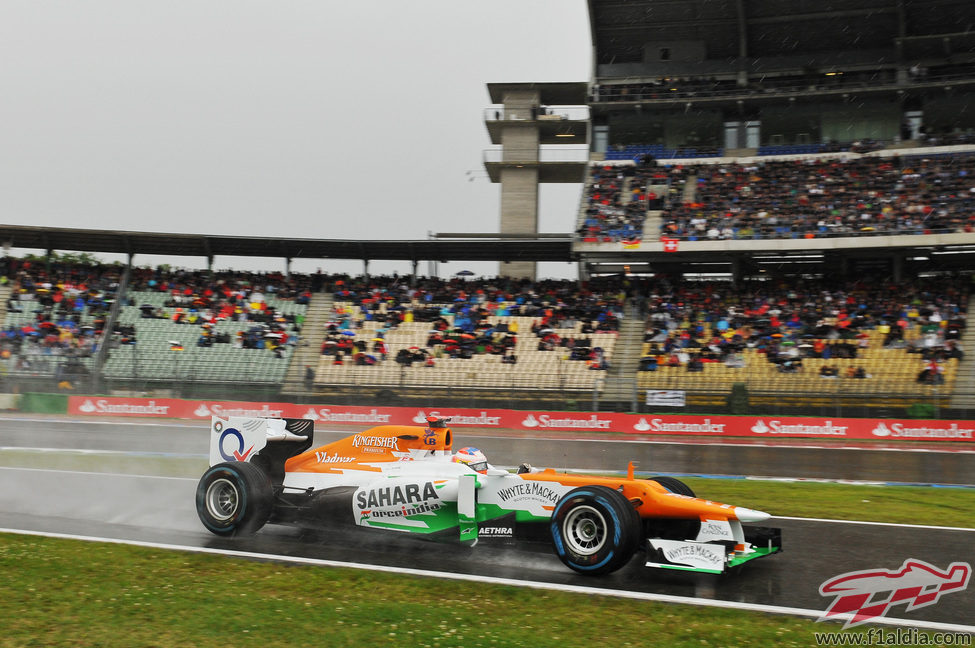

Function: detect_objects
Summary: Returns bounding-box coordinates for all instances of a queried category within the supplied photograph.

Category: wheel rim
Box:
[206,477,240,521]
[562,505,607,555]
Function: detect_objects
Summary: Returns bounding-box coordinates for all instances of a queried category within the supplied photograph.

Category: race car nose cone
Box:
[734,507,770,522]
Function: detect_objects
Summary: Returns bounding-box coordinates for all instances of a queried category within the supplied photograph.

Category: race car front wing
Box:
[646,525,782,574]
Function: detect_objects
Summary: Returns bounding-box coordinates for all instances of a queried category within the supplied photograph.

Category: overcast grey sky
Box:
[0,1,591,278]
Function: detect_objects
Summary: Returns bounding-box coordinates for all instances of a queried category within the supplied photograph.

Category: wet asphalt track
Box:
[1,417,973,628]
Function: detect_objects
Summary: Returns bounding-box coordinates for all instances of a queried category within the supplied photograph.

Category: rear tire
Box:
[550,486,641,576]
[196,462,273,537]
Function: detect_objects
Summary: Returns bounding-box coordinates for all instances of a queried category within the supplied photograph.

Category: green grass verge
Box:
[0,533,950,648]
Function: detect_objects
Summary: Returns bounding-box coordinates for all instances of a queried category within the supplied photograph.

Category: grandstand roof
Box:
[588,0,975,70]
[0,225,575,264]
[487,82,589,105]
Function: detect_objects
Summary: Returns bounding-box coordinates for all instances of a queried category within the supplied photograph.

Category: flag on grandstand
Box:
[621,237,641,249]
[169,340,184,351]
[662,237,679,253]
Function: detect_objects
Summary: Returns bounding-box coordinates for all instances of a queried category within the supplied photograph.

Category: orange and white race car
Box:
[196,415,781,575]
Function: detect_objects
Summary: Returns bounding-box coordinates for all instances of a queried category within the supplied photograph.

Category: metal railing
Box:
[483,106,590,122]
[5,356,974,420]
[482,146,590,164]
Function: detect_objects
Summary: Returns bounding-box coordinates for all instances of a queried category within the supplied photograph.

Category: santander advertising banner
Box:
[66,396,975,443]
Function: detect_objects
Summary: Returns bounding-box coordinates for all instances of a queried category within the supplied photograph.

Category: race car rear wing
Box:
[208,416,314,467]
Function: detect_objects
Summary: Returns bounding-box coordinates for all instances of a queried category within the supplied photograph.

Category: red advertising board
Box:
[66,396,975,443]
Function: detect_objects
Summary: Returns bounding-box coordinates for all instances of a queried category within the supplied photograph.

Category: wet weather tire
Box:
[650,476,695,497]
[550,486,641,576]
[196,462,273,537]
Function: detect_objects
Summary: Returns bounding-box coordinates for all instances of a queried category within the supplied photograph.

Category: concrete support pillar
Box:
[731,257,742,285]
[499,166,539,280]
[498,89,541,281]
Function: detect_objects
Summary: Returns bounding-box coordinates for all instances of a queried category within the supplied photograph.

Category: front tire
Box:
[196,462,273,537]
[550,485,641,576]
[649,476,695,497]
[646,476,700,540]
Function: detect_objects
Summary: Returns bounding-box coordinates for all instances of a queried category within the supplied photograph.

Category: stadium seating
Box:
[314,301,617,392]
[659,152,975,240]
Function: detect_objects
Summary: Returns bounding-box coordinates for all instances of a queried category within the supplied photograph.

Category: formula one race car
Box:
[196,415,781,575]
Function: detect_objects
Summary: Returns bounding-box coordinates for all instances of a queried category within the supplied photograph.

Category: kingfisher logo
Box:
[818,559,971,628]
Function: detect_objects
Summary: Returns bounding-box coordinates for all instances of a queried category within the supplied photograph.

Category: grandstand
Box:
[1,1,975,418]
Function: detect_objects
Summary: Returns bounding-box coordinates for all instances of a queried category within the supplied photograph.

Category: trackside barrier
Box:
[18,393,67,415]
[61,396,975,444]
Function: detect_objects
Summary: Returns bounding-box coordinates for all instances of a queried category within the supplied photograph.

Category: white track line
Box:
[773,515,975,532]
[0,446,204,458]
[0,526,972,635]
[0,466,196,481]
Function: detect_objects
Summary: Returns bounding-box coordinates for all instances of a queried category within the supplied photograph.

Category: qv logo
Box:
[818,559,971,628]
[213,420,253,462]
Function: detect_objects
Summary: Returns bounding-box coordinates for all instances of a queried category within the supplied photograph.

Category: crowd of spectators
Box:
[1,256,971,393]
[660,153,975,240]
[0,261,314,379]
[331,275,626,328]
[0,259,125,380]
[635,275,968,380]
[578,161,669,242]
[326,275,627,370]
[132,270,307,358]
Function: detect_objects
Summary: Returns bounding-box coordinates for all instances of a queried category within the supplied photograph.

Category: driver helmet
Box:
[453,446,488,474]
